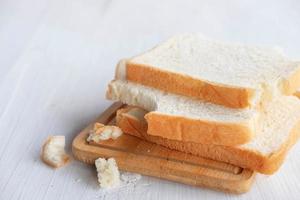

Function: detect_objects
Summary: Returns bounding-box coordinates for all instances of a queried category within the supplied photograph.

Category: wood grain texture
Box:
[72,103,255,194]
[1,0,300,199]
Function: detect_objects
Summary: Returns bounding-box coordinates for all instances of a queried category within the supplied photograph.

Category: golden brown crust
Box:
[41,136,70,169]
[116,108,147,138]
[126,62,256,109]
[117,107,300,174]
[145,112,253,146]
[295,91,300,98]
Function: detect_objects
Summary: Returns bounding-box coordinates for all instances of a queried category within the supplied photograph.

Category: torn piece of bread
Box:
[116,34,300,108]
[41,136,70,168]
[116,99,300,174]
[95,158,120,188]
[87,123,123,142]
[107,80,259,146]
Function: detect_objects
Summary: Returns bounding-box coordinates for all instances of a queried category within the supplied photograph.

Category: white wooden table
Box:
[1,0,300,199]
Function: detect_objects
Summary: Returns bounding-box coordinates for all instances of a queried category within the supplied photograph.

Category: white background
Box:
[1,0,300,199]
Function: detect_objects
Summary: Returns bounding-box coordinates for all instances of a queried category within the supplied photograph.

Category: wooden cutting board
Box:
[72,102,255,194]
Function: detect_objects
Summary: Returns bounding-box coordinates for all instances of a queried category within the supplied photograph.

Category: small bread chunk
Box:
[95,157,120,188]
[87,123,123,142]
[41,136,70,168]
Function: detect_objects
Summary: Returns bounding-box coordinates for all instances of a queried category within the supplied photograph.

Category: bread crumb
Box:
[87,123,123,142]
[41,136,70,168]
[121,172,141,184]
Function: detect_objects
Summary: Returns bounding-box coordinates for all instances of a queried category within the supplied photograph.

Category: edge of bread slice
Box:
[116,34,300,108]
[107,80,260,146]
[116,96,300,174]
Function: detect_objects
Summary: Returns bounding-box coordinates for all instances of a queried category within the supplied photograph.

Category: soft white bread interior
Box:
[116,34,300,108]
[107,80,259,146]
[116,97,300,174]
[95,157,120,188]
[41,136,70,168]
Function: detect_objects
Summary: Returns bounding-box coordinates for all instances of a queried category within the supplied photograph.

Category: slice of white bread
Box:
[41,136,70,168]
[107,80,262,146]
[116,99,300,174]
[116,34,300,108]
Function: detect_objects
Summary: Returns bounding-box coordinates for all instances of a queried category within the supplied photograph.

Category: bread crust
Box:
[294,91,300,98]
[145,112,253,146]
[116,107,300,174]
[126,62,255,109]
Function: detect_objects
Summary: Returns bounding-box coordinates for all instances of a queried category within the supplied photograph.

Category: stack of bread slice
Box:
[106,34,300,175]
